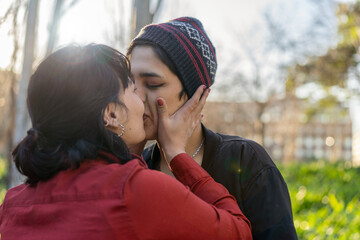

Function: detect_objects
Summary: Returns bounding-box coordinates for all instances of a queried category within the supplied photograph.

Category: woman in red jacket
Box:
[0,44,251,240]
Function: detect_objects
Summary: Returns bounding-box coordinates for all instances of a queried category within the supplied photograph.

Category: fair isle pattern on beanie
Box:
[169,19,217,84]
[132,17,217,97]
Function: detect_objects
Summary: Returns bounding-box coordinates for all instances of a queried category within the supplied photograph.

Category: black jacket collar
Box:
[144,124,220,172]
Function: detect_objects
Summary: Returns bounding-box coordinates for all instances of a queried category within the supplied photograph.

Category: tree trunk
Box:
[4,0,21,188]
[131,0,163,38]
[46,0,64,56]
[8,0,39,189]
[132,0,151,38]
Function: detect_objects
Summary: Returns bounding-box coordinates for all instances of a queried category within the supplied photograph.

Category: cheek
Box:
[146,93,159,119]
[166,94,187,115]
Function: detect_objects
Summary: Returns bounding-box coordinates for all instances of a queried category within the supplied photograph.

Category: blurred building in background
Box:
[202,96,353,164]
[0,66,356,166]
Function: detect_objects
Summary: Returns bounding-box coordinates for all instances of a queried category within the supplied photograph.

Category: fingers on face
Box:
[157,85,210,123]
[183,85,206,114]
[156,97,169,119]
[191,85,206,105]
[194,87,210,114]
[186,85,210,125]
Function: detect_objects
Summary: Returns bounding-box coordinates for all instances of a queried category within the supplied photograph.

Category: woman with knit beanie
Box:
[127,17,298,240]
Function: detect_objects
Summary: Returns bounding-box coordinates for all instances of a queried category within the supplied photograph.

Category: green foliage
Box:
[302,91,349,123]
[290,45,357,88]
[337,1,360,48]
[286,1,360,91]
[0,157,7,204]
[278,160,360,239]
[285,1,360,121]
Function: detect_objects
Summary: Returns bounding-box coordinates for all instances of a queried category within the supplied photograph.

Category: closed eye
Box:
[146,83,165,89]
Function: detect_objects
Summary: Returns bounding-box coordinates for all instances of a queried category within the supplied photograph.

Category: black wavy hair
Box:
[13,44,133,185]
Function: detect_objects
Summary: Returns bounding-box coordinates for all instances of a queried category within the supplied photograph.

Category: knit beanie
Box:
[129,17,217,97]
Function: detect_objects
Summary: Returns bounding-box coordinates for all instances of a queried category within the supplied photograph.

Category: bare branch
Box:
[0,0,24,27]
[61,0,81,16]
[103,0,129,51]
[10,0,22,69]
[150,0,163,20]
[0,5,13,26]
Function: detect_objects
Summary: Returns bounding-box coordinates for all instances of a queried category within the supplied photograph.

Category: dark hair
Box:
[127,39,187,100]
[13,44,134,185]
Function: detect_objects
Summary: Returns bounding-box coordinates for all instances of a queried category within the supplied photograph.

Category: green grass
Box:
[278,160,360,240]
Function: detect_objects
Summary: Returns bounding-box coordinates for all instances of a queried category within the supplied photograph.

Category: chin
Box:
[145,128,157,141]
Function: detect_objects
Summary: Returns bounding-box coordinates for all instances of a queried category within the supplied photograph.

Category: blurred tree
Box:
[286,2,360,91]
[10,0,39,188]
[215,0,335,148]
[285,0,360,122]
[104,0,163,53]
[0,0,24,187]
[104,0,130,52]
[2,0,80,188]
[131,0,163,38]
[46,0,80,56]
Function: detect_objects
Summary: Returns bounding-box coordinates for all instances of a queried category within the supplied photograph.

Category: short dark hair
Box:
[127,39,187,100]
[13,44,133,185]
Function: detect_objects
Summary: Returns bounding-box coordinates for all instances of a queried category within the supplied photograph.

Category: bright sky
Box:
[0,0,301,70]
[1,0,356,68]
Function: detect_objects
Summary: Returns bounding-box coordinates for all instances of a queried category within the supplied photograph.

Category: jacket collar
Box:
[99,150,147,167]
[201,124,222,171]
[146,124,222,171]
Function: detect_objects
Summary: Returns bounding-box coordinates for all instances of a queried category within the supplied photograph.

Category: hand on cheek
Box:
[156,85,209,162]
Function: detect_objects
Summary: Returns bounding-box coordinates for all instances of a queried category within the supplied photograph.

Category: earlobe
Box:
[103,104,116,127]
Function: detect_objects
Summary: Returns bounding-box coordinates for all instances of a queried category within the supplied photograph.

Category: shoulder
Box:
[222,134,273,161]
[73,159,148,197]
[206,126,275,168]
[204,124,260,148]
[203,126,279,187]
[3,158,148,208]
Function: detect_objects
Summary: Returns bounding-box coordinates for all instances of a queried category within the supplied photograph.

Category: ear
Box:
[103,103,119,127]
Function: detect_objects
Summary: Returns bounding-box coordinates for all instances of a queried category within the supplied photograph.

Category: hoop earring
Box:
[104,121,109,127]
[118,123,125,137]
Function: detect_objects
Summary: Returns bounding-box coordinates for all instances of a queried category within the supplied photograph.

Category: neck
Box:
[184,124,203,158]
[158,123,204,164]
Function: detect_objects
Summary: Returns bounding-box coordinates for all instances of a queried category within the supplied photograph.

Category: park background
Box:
[0,0,360,239]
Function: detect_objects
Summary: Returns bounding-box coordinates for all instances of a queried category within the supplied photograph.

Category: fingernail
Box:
[201,113,204,118]
[157,99,164,106]
[203,85,206,90]
[208,88,211,93]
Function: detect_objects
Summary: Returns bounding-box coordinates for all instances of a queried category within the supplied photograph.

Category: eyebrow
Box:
[139,72,162,78]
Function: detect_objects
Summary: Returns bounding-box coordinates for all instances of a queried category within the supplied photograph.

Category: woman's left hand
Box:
[156,85,210,162]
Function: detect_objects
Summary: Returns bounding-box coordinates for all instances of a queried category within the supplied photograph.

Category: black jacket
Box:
[143,125,298,239]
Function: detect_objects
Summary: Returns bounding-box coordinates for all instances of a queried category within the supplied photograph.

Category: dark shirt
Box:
[143,125,298,240]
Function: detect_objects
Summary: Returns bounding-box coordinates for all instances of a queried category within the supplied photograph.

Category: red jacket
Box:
[0,152,251,240]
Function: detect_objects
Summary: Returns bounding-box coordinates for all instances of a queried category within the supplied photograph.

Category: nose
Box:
[135,81,146,103]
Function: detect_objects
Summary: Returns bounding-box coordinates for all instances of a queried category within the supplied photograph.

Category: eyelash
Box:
[146,83,164,89]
